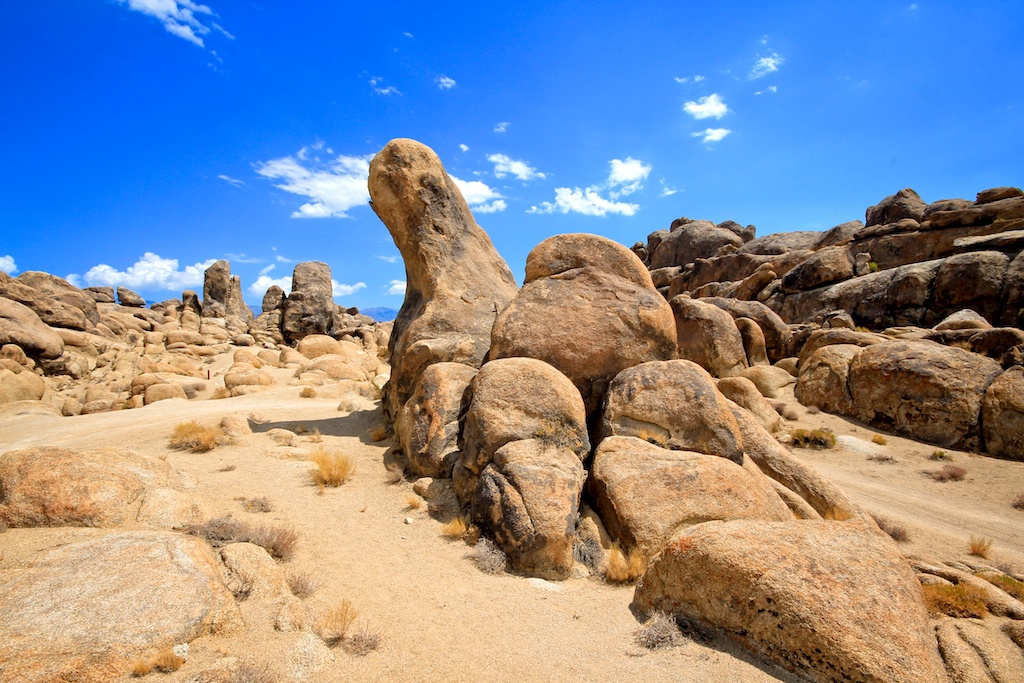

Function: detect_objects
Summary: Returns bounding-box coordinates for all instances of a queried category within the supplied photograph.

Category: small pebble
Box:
[404,517,414,525]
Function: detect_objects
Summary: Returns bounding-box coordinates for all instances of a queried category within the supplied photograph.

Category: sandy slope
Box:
[0,366,1021,682]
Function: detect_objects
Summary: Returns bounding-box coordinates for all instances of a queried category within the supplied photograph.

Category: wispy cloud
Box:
[115,0,231,48]
[451,176,507,213]
[369,77,401,96]
[436,75,456,89]
[459,144,469,152]
[692,128,732,143]
[376,255,399,264]
[0,255,17,275]
[218,174,244,187]
[493,121,510,133]
[749,52,784,79]
[755,85,779,96]
[388,280,407,296]
[659,181,679,197]
[487,153,545,181]
[224,252,263,263]
[66,252,217,292]
[683,93,729,120]
[255,146,371,219]
[528,157,650,217]
[674,75,705,84]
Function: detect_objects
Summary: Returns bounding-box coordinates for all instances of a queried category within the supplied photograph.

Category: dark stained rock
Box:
[738,231,820,255]
[650,220,744,269]
[865,188,927,227]
[280,261,335,344]
[669,296,746,378]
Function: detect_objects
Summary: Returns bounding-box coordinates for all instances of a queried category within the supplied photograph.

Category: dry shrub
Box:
[573,535,603,572]
[932,464,967,482]
[242,496,273,513]
[310,448,355,488]
[152,648,184,673]
[929,450,952,461]
[605,544,646,584]
[211,387,232,400]
[465,537,507,574]
[871,434,888,445]
[441,515,473,540]
[791,428,836,449]
[188,515,298,561]
[131,658,153,677]
[218,464,237,472]
[969,535,993,558]
[922,583,989,618]
[405,493,423,511]
[299,387,318,399]
[635,612,685,649]
[170,421,224,452]
[232,660,277,683]
[345,624,383,656]
[985,574,1024,601]
[369,426,388,442]
[868,453,896,463]
[317,599,359,647]
[384,464,404,485]
[1012,494,1024,511]
[774,403,799,421]
[286,570,319,599]
[806,405,820,415]
[871,514,910,543]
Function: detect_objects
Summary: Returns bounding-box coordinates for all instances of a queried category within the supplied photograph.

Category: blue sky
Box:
[1,1,1021,309]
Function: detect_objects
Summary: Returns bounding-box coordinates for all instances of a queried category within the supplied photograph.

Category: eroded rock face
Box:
[983,366,1024,460]
[0,297,65,360]
[670,295,747,378]
[397,362,477,478]
[491,233,676,416]
[368,139,518,423]
[650,219,744,269]
[281,261,335,344]
[634,520,946,683]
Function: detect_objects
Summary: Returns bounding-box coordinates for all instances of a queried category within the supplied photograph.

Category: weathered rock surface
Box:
[280,261,335,343]
[492,233,676,415]
[670,295,747,377]
[634,520,946,683]
[368,138,518,424]
[795,344,862,415]
[650,219,744,269]
[0,296,66,359]
[982,366,1024,460]
[396,361,477,478]
[717,376,784,433]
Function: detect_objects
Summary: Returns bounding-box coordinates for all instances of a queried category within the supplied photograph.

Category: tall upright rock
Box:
[201,260,253,323]
[368,138,518,423]
[280,261,334,344]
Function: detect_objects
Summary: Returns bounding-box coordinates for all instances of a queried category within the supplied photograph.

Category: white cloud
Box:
[493,121,510,133]
[403,32,414,38]
[258,264,276,276]
[659,180,679,197]
[683,93,729,120]
[218,174,244,187]
[674,75,705,84]
[255,148,371,219]
[67,252,217,292]
[332,280,366,297]
[249,274,291,296]
[755,85,779,95]
[451,176,507,213]
[607,157,651,196]
[0,255,16,274]
[750,52,784,79]
[369,77,401,96]
[116,0,228,49]
[376,255,399,264]
[224,252,263,263]
[388,280,407,296]
[459,144,469,152]
[487,153,545,181]
[528,187,639,217]
[436,75,456,89]
[275,254,293,263]
[692,128,732,143]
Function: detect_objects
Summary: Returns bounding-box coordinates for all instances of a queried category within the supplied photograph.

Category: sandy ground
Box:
[1,363,1022,682]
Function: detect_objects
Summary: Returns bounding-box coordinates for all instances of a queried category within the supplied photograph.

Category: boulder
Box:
[797,328,889,368]
[0,447,170,527]
[650,220,744,269]
[813,220,865,249]
[932,251,1009,322]
[589,436,791,558]
[738,231,820,255]
[0,365,45,404]
[999,250,1024,327]
[396,362,477,478]
[143,382,188,405]
[281,261,335,343]
[865,187,927,227]
[296,334,342,359]
[10,271,99,329]
[491,233,676,415]
[977,186,1023,204]
[702,297,791,362]
[116,286,145,307]
[83,286,115,303]
[780,245,855,293]
[848,340,1003,449]
[933,308,992,331]
[717,376,783,433]
[368,139,519,424]
[796,344,862,415]
[600,360,743,463]
[669,295,746,378]
[0,296,65,359]
[734,316,769,366]
[737,364,796,399]
[634,520,946,683]
[0,530,241,682]
[982,366,1024,460]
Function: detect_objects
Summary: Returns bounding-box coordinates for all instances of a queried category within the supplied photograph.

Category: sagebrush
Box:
[635,612,685,649]
[187,515,298,561]
[310,448,355,488]
[170,421,224,452]
[605,544,646,583]
[791,428,836,449]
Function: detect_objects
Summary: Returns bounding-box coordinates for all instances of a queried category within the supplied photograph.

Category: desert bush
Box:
[405,493,423,511]
[984,574,1024,601]
[170,421,224,452]
[345,624,383,656]
[308,428,323,444]
[310,448,355,488]
[299,387,318,399]
[384,464,404,485]
[922,583,989,618]
[929,450,951,461]
[774,403,799,421]
[791,428,836,449]
[931,464,967,482]
[242,496,273,513]
[573,535,603,572]
[635,612,684,649]
[969,535,993,558]
[316,599,359,647]
[868,453,896,463]
[369,426,388,442]
[231,661,277,683]
[441,515,470,540]
[1012,494,1024,511]
[187,515,298,561]
[131,657,153,677]
[286,570,319,599]
[465,537,507,574]
[152,648,184,673]
[871,434,888,445]
[806,406,820,415]
[605,543,646,584]
[211,387,232,400]
[871,514,910,543]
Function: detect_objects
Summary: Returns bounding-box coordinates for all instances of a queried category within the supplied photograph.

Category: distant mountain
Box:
[361,307,398,322]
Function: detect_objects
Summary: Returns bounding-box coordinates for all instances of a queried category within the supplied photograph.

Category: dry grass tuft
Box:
[605,544,647,584]
[231,661,278,683]
[211,386,232,400]
[806,405,820,415]
[286,570,319,599]
[774,403,800,421]
[931,464,967,482]
[299,387,318,398]
[218,464,237,472]
[441,515,473,540]
[152,648,184,673]
[929,450,952,461]
[635,612,685,649]
[242,496,273,513]
[131,657,153,677]
[790,428,836,449]
[984,574,1024,601]
[573,535,603,572]
[170,421,225,452]
[922,583,989,618]
[187,515,298,561]
[316,599,359,647]
[405,493,423,511]
[871,434,888,445]
[369,426,388,442]
[871,514,910,542]
[308,428,323,444]
[1012,494,1024,511]
[868,453,896,463]
[465,537,507,574]
[384,464,404,485]
[969,535,993,558]
[310,448,355,488]
[344,624,383,656]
